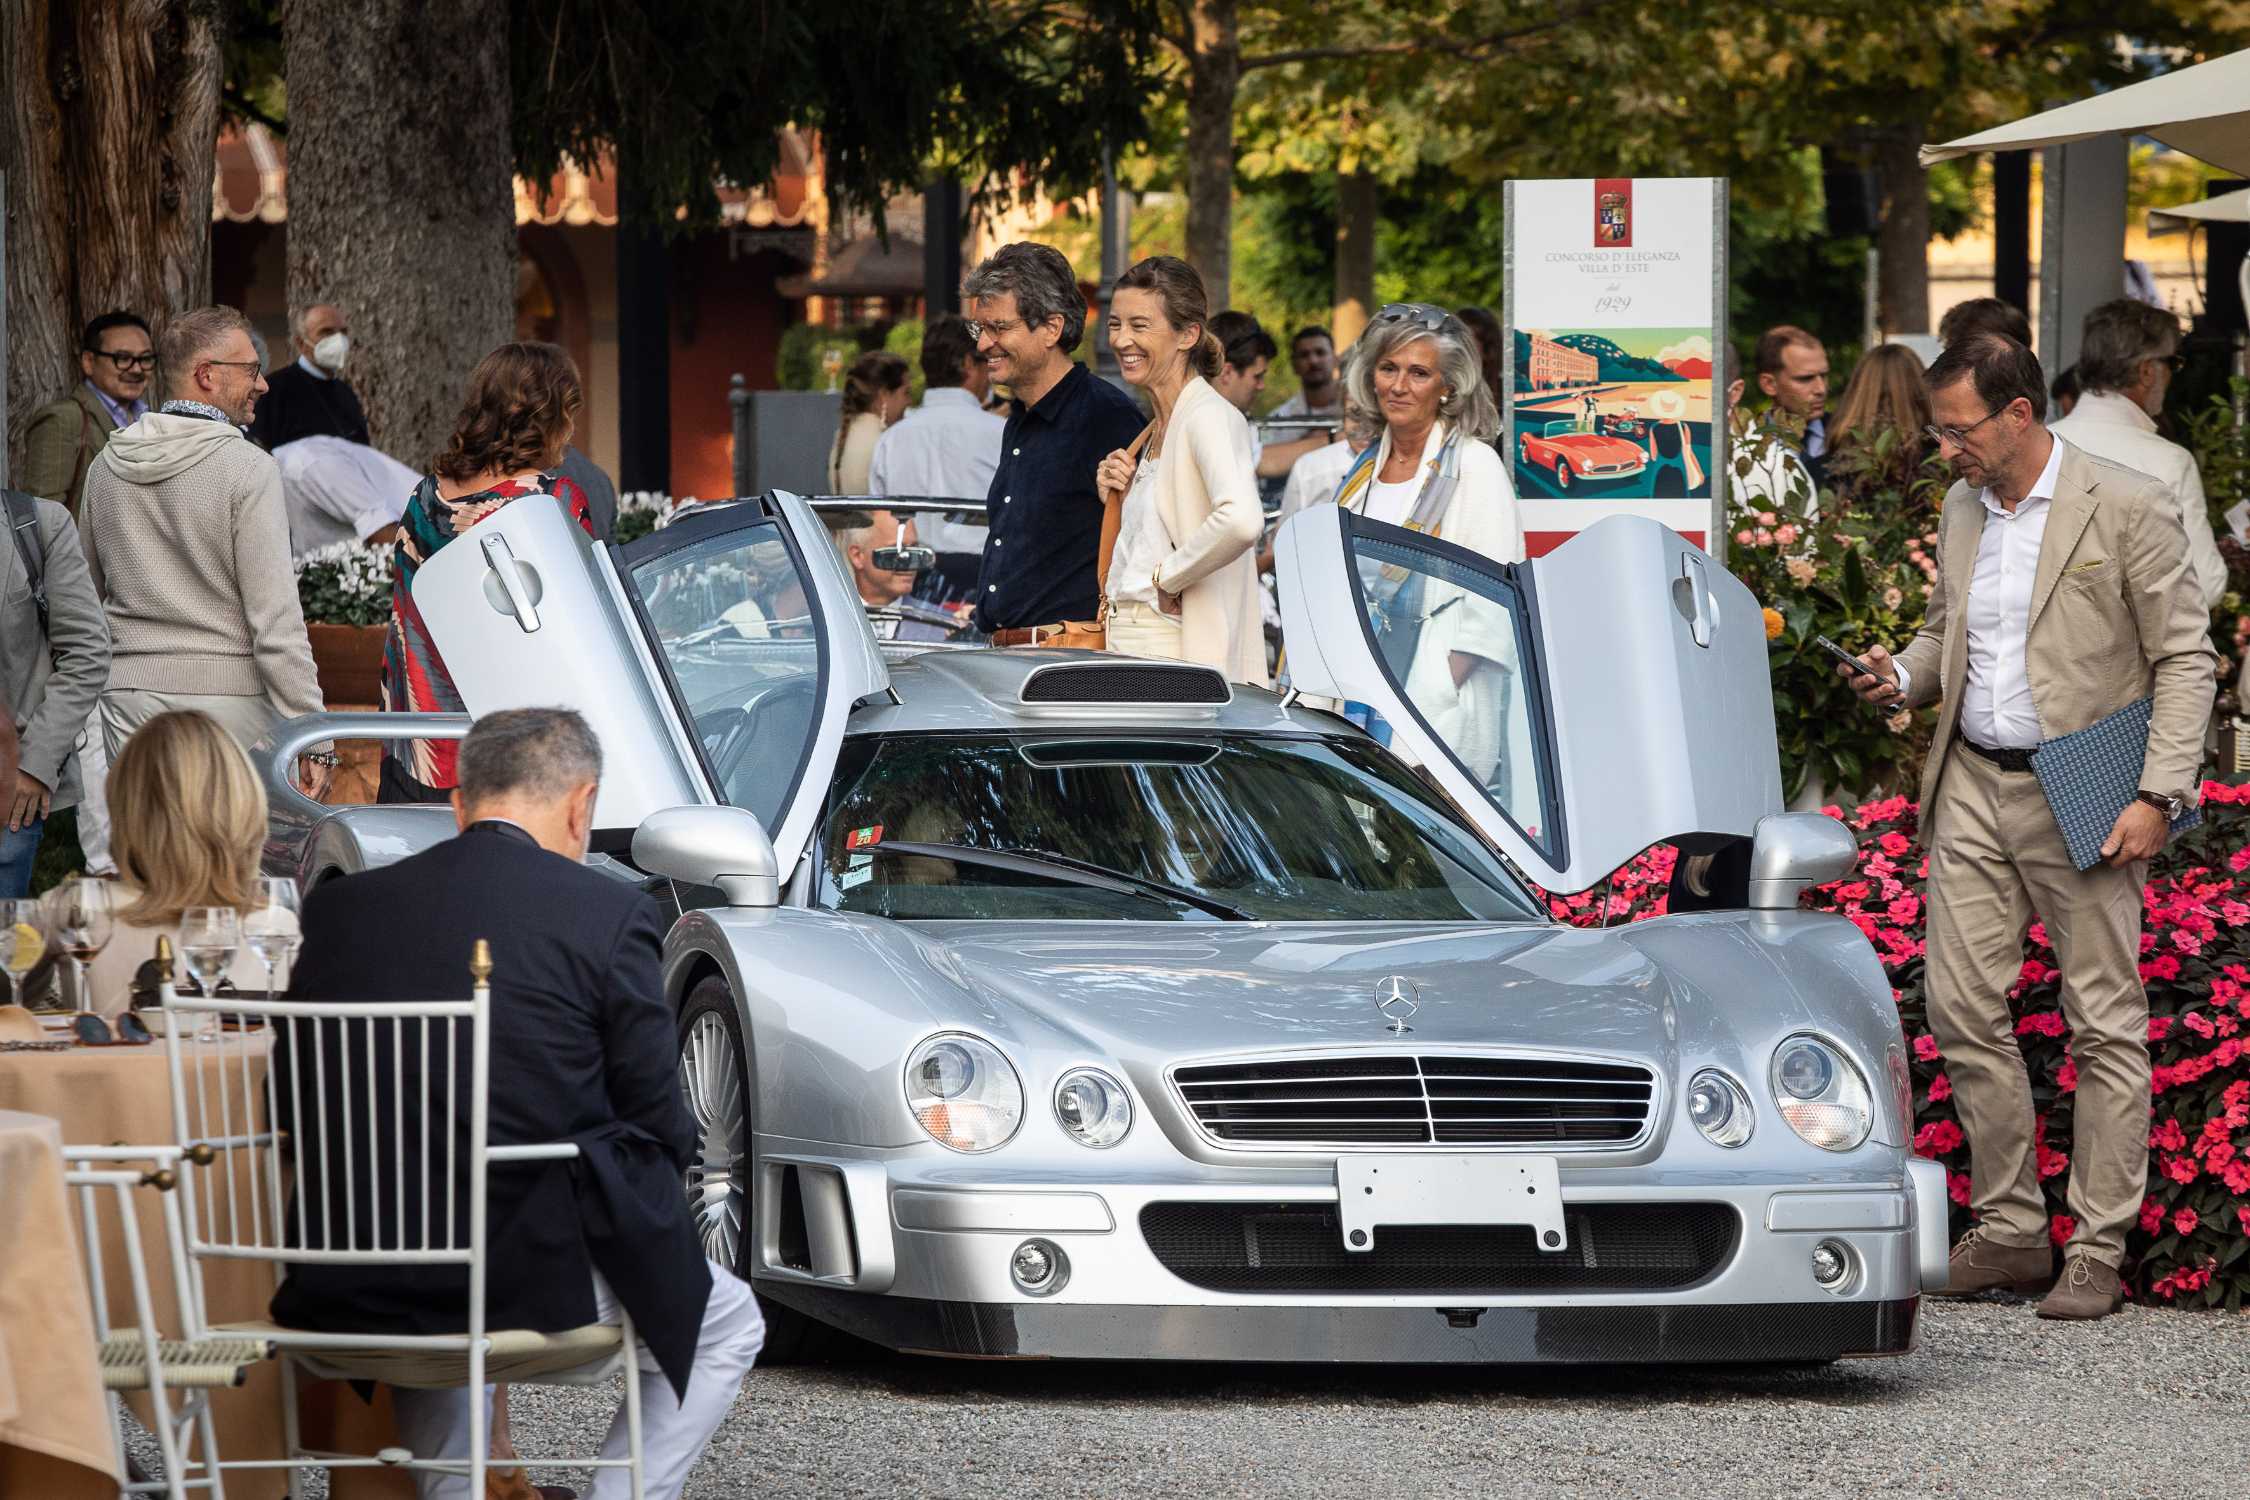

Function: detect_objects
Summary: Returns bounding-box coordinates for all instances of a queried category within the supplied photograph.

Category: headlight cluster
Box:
[1770,1035,1872,1151]
[903,1037,1133,1152]
[1686,1069,1754,1147]
[905,1034,1023,1152]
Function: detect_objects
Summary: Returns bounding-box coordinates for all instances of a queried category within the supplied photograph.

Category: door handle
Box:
[1676,551,1714,648]
[479,534,544,634]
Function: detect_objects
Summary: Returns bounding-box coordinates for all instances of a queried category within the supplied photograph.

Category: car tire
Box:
[1554,458,1573,491]
[676,974,826,1363]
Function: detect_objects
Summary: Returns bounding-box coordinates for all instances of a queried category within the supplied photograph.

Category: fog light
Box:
[1810,1238,1852,1291]
[1010,1237,1068,1296]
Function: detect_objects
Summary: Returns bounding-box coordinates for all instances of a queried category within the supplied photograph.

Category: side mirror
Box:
[633,805,780,908]
[1746,812,1859,911]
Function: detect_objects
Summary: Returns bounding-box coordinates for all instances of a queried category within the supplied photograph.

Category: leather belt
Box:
[1956,732,2037,773]
[990,624,1063,647]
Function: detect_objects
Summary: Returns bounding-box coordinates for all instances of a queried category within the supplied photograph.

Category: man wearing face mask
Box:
[249,301,373,451]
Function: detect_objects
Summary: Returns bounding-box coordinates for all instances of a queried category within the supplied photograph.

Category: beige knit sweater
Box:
[79,412,325,715]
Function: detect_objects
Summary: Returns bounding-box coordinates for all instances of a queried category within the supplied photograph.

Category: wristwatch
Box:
[2135,789,2183,819]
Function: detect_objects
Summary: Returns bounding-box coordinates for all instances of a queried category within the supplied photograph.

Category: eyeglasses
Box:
[1923,406,2006,448]
[199,359,263,375]
[90,349,156,372]
[965,316,1041,341]
[2159,353,2187,372]
[1372,303,1463,337]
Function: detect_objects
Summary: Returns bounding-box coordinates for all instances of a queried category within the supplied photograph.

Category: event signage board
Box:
[1502,176,1729,556]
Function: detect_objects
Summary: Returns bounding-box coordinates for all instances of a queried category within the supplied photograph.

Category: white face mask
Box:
[312,332,351,373]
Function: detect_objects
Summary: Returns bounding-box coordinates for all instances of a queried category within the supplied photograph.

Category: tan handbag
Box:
[1002,421,1154,649]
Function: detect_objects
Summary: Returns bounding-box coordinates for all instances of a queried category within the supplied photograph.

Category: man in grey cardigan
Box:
[2,495,112,897]
[78,306,327,790]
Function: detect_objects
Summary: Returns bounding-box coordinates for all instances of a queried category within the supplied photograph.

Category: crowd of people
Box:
[0,234,2233,1499]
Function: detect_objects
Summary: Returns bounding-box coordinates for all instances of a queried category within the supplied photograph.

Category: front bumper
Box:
[755,1146,1952,1362]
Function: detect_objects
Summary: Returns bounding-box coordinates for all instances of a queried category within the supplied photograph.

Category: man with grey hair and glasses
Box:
[2050,297,2225,608]
[250,300,371,451]
[961,242,1146,642]
[275,707,765,1498]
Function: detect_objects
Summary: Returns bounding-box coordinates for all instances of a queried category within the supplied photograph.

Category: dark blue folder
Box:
[2032,697,2200,871]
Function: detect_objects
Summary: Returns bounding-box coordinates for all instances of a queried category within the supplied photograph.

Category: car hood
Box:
[1555,435,1644,461]
[919,920,1681,1063]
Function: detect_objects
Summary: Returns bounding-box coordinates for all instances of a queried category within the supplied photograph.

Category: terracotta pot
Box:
[308,621,388,708]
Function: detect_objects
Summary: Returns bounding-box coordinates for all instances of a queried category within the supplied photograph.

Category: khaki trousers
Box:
[1104,599,1186,660]
[1925,745,2150,1266]
[99,688,284,760]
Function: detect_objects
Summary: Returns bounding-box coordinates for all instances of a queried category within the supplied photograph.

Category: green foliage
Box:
[775,324,870,392]
[510,0,1165,234]
[885,319,928,401]
[293,543,393,628]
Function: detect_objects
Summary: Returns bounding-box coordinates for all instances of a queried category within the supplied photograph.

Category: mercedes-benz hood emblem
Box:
[1375,976,1421,1034]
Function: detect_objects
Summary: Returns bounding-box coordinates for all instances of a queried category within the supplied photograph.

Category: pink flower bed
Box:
[1552,785,2250,1310]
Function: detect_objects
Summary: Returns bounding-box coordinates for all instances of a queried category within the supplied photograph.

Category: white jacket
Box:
[2051,390,2225,608]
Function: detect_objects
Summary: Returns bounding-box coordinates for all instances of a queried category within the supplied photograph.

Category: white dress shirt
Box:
[866,386,1005,553]
[2050,388,2225,608]
[1949,435,2064,749]
[272,435,417,557]
[1276,439,1357,522]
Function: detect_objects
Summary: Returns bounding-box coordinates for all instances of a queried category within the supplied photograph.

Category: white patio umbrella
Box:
[1920,47,2250,175]
[2148,185,2250,232]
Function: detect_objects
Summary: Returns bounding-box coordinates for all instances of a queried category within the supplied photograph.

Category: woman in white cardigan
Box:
[1094,257,1269,687]
[1330,304,1529,806]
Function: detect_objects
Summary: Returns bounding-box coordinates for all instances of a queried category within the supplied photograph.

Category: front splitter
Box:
[757,1282,1920,1364]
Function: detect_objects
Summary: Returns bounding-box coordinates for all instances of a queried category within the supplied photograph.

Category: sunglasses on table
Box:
[89,349,157,373]
[73,1010,153,1045]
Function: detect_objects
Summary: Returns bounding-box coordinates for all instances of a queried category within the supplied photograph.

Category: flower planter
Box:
[308,622,387,708]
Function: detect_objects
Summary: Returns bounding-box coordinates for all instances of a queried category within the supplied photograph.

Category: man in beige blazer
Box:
[1844,333,2214,1320]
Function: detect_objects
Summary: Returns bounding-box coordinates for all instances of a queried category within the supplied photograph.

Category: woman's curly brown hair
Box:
[433,342,584,482]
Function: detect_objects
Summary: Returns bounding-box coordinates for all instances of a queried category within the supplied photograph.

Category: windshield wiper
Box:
[868,841,1256,922]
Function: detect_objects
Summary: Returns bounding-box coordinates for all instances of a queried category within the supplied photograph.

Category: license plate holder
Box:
[1335,1154,1566,1253]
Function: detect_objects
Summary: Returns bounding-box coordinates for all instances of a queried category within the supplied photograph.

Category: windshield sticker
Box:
[839,865,873,891]
[846,824,885,850]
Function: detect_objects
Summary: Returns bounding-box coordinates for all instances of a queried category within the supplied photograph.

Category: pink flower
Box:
[1946,1171,1971,1206]
[1913,1033,1941,1062]
[2171,1207,2200,1236]
[2139,1197,2167,1234]
[1758,511,1778,527]
[1754,527,1773,546]
[2027,922,2050,949]
[1735,529,1755,546]
[1928,1073,1952,1103]
[2148,1016,2174,1042]
[2049,1213,2076,1248]
[2227,1161,2250,1195]
[2015,1012,2067,1038]
[1915,1120,1964,1156]
[2140,955,2182,982]
[2150,1118,2187,1152]
[2055,1057,2078,1094]
[2036,1142,2069,1179]
[1878,832,1911,857]
[2184,1011,2216,1039]
[1774,524,1799,546]
[2238,1207,2250,1237]
[2161,1154,2200,1184]
[2173,930,2204,956]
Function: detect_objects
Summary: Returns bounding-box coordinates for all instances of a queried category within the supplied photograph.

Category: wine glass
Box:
[178,907,241,1041]
[1,899,47,1012]
[53,878,114,1016]
[242,878,303,1000]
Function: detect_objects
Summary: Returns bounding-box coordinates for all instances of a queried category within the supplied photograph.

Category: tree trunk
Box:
[1873,128,1930,336]
[1182,0,1238,309]
[3,0,219,468]
[281,0,514,471]
[1332,169,1377,349]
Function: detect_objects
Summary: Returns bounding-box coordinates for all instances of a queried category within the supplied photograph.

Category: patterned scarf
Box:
[1330,423,1465,539]
[159,398,233,424]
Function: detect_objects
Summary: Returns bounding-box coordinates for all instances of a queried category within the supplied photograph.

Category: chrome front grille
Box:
[1171,1053,1659,1150]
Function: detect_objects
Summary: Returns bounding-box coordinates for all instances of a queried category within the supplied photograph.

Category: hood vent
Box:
[1020,662,1232,706]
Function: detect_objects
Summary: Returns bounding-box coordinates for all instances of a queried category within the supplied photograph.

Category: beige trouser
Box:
[1924,745,2150,1266]
[1104,599,1185,660]
[99,688,284,760]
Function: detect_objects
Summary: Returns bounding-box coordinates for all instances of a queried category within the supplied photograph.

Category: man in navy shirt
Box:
[963,243,1146,639]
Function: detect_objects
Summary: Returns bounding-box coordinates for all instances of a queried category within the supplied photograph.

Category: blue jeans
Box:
[0,814,44,899]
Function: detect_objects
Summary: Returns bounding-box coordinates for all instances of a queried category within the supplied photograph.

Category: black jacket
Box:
[249,361,372,450]
[268,821,710,1395]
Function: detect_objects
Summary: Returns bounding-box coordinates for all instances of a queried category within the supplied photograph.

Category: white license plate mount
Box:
[1335,1154,1566,1253]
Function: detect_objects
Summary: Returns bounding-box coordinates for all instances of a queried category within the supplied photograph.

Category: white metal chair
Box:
[157,936,645,1496]
[62,1144,267,1499]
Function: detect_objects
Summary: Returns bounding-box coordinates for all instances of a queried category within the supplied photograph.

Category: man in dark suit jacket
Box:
[248,302,373,451]
[273,707,763,1498]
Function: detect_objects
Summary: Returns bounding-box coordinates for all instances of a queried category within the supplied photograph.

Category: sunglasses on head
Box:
[1372,303,1464,337]
[74,1010,152,1045]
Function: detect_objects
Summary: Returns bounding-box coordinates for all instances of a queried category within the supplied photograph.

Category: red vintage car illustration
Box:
[1518,419,1649,491]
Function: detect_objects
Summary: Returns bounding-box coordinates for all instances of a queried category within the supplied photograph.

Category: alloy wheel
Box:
[680,1008,747,1267]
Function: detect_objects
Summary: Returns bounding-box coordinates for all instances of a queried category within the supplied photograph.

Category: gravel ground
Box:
[495,1296,2250,1500]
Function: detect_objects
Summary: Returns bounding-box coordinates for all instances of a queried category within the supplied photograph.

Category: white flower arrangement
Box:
[617,492,702,541]
[294,539,394,627]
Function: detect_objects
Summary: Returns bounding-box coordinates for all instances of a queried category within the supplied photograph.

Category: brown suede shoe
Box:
[2036,1254,2124,1320]
[1931,1225,2054,1297]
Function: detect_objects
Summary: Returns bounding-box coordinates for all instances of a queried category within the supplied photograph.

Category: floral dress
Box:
[382,472,591,792]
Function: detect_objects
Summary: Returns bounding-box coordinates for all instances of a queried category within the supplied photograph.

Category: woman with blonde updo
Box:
[1094,255,1266,685]
[73,709,268,1015]
[828,350,910,493]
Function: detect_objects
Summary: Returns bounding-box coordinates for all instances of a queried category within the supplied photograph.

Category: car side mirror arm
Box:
[633,805,781,908]
[1745,812,1859,911]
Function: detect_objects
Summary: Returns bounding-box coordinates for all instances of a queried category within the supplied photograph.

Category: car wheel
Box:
[1554,458,1573,491]
[676,974,824,1362]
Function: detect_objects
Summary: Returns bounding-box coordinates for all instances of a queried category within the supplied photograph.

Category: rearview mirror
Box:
[1746,813,1859,911]
[872,544,936,573]
[632,805,780,907]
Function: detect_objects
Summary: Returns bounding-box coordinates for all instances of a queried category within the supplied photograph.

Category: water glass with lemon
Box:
[3,900,46,1011]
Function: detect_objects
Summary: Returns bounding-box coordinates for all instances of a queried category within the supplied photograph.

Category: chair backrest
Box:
[159,936,493,1279]
[62,1147,199,1347]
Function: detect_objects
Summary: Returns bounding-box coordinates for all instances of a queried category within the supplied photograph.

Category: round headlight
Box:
[1685,1069,1754,1147]
[1769,1036,1871,1151]
[905,1034,1022,1153]
[1053,1067,1133,1148]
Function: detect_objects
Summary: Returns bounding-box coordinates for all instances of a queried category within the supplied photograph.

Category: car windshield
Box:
[816,732,1543,922]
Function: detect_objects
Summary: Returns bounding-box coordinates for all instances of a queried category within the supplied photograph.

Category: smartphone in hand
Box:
[1814,634,1897,703]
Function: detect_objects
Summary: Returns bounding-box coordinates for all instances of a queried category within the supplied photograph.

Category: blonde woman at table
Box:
[1094,256,1268,686]
[71,710,268,1019]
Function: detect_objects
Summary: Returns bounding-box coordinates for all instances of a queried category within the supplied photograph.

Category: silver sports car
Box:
[265,491,1949,1365]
